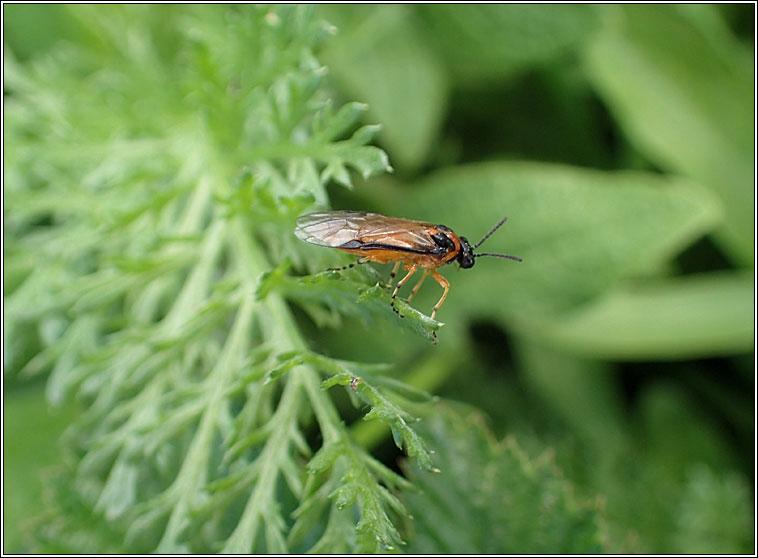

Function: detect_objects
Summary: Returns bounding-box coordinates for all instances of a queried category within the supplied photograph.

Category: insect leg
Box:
[326,257,369,272]
[391,264,418,316]
[388,261,402,282]
[382,261,402,290]
[429,270,450,322]
[427,270,451,345]
[406,269,430,303]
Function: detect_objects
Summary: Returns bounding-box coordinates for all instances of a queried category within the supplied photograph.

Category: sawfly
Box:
[295,210,522,343]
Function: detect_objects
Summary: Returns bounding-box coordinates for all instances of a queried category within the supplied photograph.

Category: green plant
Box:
[4,5,428,553]
[4,4,753,554]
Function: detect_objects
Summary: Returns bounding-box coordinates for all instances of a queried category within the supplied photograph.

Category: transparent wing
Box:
[295,211,437,252]
[294,211,369,248]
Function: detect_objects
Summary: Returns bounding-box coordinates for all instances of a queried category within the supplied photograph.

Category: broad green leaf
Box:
[403,405,604,553]
[319,5,447,170]
[375,162,721,324]
[417,4,600,84]
[584,5,753,264]
[515,338,624,452]
[528,271,754,359]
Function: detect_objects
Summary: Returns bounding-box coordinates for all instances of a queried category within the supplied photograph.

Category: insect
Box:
[294,210,522,343]
[349,376,361,391]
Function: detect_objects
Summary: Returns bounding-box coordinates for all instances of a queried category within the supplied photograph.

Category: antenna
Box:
[473,216,508,250]
[472,216,522,262]
[475,252,523,262]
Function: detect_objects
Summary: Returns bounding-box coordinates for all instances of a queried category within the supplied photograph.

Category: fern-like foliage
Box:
[4,5,437,553]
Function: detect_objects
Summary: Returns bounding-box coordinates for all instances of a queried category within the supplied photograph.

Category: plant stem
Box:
[220,215,347,551]
[157,286,256,552]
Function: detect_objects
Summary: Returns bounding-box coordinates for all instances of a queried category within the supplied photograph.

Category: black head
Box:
[458,236,476,269]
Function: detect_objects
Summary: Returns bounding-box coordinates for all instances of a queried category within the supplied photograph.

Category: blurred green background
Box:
[3,4,754,553]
